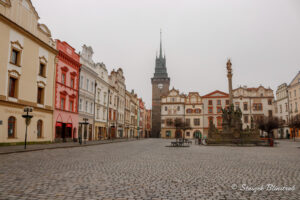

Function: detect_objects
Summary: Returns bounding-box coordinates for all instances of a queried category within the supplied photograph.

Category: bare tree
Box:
[256,116,280,139]
[174,118,192,140]
[288,114,300,141]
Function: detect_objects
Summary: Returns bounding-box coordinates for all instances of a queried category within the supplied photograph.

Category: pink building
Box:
[54,40,81,142]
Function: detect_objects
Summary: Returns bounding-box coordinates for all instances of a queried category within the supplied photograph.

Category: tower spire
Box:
[160,29,162,58]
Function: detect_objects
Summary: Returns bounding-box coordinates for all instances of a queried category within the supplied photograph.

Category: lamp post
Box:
[81,118,89,144]
[22,107,33,149]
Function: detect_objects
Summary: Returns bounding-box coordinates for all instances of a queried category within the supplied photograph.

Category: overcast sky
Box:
[32,0,300,109]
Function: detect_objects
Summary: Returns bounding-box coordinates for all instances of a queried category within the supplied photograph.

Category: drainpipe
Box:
[116,95,119,139]
[93,82,97,140]
[106,89,110,140]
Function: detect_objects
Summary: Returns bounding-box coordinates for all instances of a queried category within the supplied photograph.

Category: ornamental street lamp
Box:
[22,107,33,149]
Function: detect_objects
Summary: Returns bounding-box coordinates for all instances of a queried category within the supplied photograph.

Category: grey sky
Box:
[32,0,300,108]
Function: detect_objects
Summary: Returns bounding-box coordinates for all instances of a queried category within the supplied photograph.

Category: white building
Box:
[79,45,98,141]
[94,62,109,140]
[233,86,274,131]
[273,83,290,138]
[160,88,186,138]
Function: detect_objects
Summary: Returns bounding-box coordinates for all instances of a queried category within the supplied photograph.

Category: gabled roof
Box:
[288,71,300,87]
[202,90,229,98]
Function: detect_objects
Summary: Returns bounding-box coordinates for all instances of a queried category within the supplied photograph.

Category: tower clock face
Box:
[158,84,163,89]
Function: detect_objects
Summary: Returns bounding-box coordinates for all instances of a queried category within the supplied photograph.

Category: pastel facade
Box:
[185,92,204,139]
[79,45,97,141]
[233,86,274,130]
[202,90,229,137]
[273,83,290,138]
[129,90,138,138]
[287,72,300,139]
[108,69,126,138]
[161,88,185,138]
[54,40,80,142]
[124,90,131,138]
[94,62,109,140]
[0,0,57,143]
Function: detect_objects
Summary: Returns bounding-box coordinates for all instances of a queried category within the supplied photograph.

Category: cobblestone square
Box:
[0,139,299,200]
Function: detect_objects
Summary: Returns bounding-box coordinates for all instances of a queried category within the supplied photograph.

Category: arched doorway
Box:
[194,130,202,139]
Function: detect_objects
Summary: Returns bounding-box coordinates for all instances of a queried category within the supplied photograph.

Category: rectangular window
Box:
[279,105,282,113]
[243,103,248,111]
[109,109,112,120]
[97,108,100,119]
[209,100,213,105]
[98,91,101,102]
[235,102,240,109]
[8,77,17,98]
[61,73,66,85]
[165,106,167,111]
[194,118,200,126]
[86,79,89,91]
[91,81,94,92]
[177,106,180,111]
[253,103,263,111]
[69,101,74,112]
[217,107,222,113]
[70,78,74,88]
[217,100,221,105]
[268,99,272,105]
[226,100,229,105]
[80,76,83,88]
[60,98,65,110]
[186,118,190,126]
[39,63,46,77]
[79,99,82,111]
[208,107,213,113]
[85,101,88,112]
[90,102,93,113]
[11,49,20,65]
[37,87,44,104]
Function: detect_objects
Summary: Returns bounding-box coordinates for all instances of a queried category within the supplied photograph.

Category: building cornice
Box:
[0,13,58,55]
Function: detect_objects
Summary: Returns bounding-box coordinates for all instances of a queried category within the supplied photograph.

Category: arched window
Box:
[8,116,16,138]
[37,120,43,138]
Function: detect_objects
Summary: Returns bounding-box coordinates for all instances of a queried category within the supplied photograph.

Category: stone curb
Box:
[0,139,143,155]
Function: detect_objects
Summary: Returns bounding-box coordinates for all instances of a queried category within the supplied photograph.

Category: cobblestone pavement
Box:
[0,139,299,200]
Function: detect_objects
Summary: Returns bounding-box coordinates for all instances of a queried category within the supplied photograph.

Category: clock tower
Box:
[151,31,170,138]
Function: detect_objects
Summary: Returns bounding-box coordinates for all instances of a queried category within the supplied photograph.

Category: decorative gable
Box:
[22,0,39,19]
[38,24,51,37]
[202,90,229,98]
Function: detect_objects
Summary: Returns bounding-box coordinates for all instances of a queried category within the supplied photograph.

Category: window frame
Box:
[8,76,18,98]
[37,120,43,138]
[8,116,16,139]
[37,87,44,104]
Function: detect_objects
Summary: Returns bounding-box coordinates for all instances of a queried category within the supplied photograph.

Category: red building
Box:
[54,40,81,142]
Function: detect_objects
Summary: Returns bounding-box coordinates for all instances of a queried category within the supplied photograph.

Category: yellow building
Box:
[0,0,57,144]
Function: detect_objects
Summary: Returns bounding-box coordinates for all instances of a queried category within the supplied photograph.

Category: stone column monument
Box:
[227,59,233,105]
